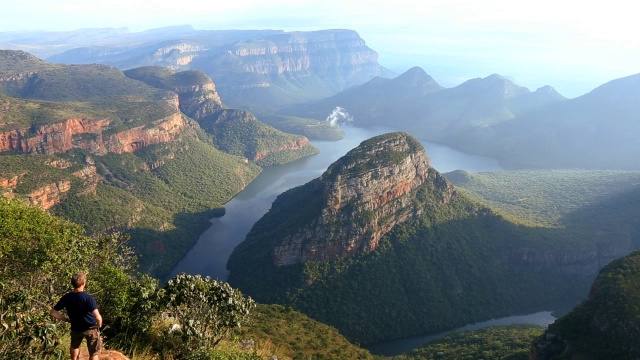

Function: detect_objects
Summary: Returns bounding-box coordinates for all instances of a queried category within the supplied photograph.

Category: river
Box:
[169,124,502,280]
[364,311,556,356]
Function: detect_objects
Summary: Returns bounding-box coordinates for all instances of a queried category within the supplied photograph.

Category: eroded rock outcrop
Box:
[174,81,223,119]
[272,132,446,266]
[26,180,71,210]
[0,113,186,155]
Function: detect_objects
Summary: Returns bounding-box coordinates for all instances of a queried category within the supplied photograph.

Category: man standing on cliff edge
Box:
[51,271,103,360]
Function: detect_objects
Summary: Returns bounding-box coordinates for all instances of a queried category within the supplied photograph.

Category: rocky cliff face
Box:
[232,30,378,75]
[173,81,223,119]
[220,29,385,91]
[123,67,224,120]
[0,113,186,155]
[272,132,449,266]
[151,42,207,69]
[25,180,72,210]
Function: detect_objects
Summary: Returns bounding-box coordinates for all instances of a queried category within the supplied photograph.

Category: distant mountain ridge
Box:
[291,64,640,170]
[30,28,393,110]
[290,69,566,139]
[453,72,640,169]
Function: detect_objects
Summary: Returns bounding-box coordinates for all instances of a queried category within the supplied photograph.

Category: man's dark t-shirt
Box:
[54,292,98,332]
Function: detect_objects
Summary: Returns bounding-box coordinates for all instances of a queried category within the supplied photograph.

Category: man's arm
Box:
[50,309,70,323]
[92,308,102,328]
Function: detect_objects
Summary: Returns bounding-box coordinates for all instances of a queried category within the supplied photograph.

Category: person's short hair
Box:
[71,272,86,288]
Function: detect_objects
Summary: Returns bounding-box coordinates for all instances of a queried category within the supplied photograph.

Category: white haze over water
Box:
[325,106,353,127]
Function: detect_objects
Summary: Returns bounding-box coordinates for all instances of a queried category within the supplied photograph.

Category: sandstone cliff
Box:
[271,132,452,266]
[0,113,186,155]
[206,29,389,105]
[230,30,380,79]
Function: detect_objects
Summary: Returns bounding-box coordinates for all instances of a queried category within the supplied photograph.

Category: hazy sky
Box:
[3,0,639,98]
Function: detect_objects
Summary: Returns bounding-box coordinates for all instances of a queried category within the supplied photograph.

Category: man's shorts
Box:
[70,327,102,355]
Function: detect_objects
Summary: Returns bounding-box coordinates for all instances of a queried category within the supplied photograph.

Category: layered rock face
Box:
[0,113,186,155]
[25,180,71,210]
[232,30,379,74]
[272,132,441,266]
[222,29,384,90]
[123,67,224,119]
[174,81,223,119]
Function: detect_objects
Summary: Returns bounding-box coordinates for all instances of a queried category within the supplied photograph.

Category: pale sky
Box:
[2,0,639,98]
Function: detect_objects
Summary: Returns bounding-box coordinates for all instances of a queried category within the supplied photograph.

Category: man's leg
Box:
[85,327,102,360]
[70,345,80,360]
[70,330,83,360]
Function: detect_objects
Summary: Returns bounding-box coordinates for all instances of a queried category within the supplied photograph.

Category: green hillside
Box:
[532,250,640,359]
[227,135,614,345]
[0,51,267,278]
[254,113,345,141]
[1,124,261,277]
[0,197,374,359]
[0,52,171,102]
[445,169,640,227]
[394,325,545,360]
[198,109,319,166]
[124,65,321,166]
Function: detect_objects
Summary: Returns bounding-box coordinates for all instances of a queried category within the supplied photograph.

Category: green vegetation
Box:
[228,166,588,344]
[256,113,345,141]
[394,325,544,360]
[51,131,261,277]
[238,304,373,359]
[0,92,175,133]
[0,154,79,193]
[3,62,172,102]
[0,197,374,359]
[124,65,320,167]
[124,66,213,89]
[198,109,319,166]
[0,50,57,74]
[446,169,640,227]
[1,119,261,278]
[532,250,640,359]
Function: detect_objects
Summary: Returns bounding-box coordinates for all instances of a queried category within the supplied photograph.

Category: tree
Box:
[160,273,256,355]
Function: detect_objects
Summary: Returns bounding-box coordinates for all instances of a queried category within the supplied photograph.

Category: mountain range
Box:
[5,26,640,171]
[287,65,640,170]
[24,28,394,111]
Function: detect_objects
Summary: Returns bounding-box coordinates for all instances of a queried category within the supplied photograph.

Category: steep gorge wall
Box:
[0,113,186,155]
[232,30,380,76]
